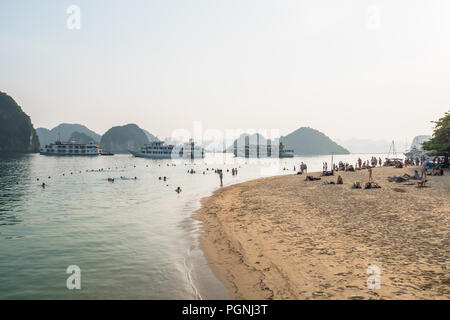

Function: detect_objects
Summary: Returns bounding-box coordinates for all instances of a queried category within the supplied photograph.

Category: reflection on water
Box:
[0,153,35,227]
[0,152,392,299]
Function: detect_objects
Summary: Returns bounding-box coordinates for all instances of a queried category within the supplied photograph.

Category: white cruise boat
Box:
[129,140,205,159]
[234,141,294,158]
[40,141,101,156]
[279,142,294,158]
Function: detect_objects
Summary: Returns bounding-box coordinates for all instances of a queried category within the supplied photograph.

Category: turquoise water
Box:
[0,152,391,299]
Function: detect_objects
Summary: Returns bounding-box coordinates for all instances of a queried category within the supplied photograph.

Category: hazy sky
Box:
[1,0,449,142]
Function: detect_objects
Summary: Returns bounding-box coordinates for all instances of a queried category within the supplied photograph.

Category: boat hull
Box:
[279,154,294,158]
[129,150,204,159]
[129,150,173,159]
[39,152,99,156]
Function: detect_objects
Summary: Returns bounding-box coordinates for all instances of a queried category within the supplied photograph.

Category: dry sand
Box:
[195,166,450,299]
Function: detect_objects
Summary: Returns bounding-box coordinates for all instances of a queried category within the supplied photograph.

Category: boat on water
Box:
[40,141,101,156]
[129,140,205,159]
[100,151,115,156]
[403,135,432,160]
[234,141,294,158]
[279,142,295,158]
[404,146,427,159]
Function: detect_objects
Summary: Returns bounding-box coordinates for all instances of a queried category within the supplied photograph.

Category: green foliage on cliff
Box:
[0,92,40,152]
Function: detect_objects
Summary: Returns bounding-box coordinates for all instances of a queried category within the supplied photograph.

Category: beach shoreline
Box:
[194,166,450,299]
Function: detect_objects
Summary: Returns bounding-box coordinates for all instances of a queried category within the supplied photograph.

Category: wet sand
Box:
[195,166,450,299]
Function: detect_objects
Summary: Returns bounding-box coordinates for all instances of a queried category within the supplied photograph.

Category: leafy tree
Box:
[422,111,450,164]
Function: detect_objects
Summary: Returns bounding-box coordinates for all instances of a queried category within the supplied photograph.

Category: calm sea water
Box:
[0,152,393,299]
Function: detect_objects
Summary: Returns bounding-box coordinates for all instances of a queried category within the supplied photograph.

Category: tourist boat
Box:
[40,141,101,156]
[279,142,294,158]
[129,140,205,159]
[234,141,294,158]
[100,151,115,156]
[403,135,432,160]
[404,146,425,159]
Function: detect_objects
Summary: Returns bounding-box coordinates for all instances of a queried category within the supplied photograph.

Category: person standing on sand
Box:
[358,158,362,169]
[219,170,223,187]
[368,166,373,182]
[421,161,427,180]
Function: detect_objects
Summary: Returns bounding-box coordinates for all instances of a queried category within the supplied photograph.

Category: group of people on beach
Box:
[215,167,239,187]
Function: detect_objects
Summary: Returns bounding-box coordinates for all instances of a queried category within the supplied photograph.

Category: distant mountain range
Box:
[142,129,159,143]
[69,131,97,145]
[335,137,432,154]
[36,122,160,154]
[335,138,392,154]
[281,127,349,155]
[0,91,40,152]
[36,124,102,147]
[226,128,349,155]
[1,89,415,157]
[100,124,150,154]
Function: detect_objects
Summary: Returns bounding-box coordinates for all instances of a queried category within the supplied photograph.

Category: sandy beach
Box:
[195,166,450,299]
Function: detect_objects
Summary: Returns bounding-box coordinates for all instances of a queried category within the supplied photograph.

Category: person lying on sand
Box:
[402,170,420,180]
[305,175,321,181]
[388,176,408,183]
[364,181,381,189]
[351,182,362,189]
